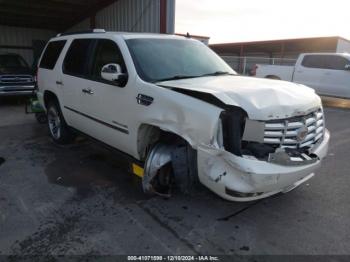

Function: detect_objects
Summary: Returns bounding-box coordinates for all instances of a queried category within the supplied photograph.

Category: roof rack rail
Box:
[56,29,106,37]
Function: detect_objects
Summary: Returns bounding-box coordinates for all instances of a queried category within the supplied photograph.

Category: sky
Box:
[175,0,350,44]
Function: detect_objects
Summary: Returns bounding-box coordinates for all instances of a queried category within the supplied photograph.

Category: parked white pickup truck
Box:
[37,30,330,201]
[254,53,350,99]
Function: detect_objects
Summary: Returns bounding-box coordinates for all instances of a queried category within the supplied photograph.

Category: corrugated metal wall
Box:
[0,25,55,65]
[66,18,90,33]
[166,0,175,34]
[67,0,175,33]
[96,0,160,32]
[0,0,175,66]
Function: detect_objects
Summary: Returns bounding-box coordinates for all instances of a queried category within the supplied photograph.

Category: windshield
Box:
[0,54,29,69]
[126,38,236,82]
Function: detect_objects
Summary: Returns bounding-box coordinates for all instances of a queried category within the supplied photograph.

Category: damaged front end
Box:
[198,107,330,201]
[241,107,326,164]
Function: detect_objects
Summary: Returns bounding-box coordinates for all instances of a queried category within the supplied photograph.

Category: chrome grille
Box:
[0,75,33,84]
[264,108,325,148]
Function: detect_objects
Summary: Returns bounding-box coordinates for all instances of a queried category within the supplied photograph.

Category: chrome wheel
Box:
[48,107,61,140]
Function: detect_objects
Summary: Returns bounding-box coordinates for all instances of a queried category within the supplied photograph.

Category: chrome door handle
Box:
[82,88,94,95]
[136,94,153,106]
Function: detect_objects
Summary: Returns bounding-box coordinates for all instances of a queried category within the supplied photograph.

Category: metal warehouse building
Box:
[211,36,350,74]
[0,0,175,66]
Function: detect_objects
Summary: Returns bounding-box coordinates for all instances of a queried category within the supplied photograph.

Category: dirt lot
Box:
[0,97,350,257]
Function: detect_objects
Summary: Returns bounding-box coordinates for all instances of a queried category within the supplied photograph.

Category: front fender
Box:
[137,85,223,149]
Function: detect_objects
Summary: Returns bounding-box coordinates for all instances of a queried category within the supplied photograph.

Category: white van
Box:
[37,30,330,201]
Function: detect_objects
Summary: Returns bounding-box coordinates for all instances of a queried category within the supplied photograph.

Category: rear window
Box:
[63,39,93,77]
[39,40,66,70]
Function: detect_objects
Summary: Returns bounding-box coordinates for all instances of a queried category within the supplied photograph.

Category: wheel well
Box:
[139,124,198,195]
[265,75,281,80]
[137,124,192,161]
[43,91,59,109]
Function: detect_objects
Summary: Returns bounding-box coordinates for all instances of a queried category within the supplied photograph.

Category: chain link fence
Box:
[220,56,297,75]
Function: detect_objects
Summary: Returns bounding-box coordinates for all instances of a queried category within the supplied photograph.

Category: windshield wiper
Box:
[155,75,201,82]
[155,71,235,83]
[199,71,235,77]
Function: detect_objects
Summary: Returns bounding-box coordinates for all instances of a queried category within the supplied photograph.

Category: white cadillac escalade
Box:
[37,30,330,201]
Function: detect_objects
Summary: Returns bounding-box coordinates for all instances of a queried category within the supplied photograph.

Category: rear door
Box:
[293,55,325,91]
[60,38,96,130]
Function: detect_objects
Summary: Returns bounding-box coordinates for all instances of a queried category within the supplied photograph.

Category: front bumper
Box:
[0,85,35,96]
[197,129,330,201]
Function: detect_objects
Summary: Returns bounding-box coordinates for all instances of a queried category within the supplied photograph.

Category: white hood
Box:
[158,75,322,120]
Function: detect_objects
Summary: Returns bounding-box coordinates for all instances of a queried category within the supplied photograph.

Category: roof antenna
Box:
[186,32,191,38]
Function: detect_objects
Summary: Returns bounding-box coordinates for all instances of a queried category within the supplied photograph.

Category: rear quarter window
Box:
[39,40,66,70]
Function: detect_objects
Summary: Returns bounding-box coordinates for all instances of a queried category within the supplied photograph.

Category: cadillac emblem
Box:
[296,125,308,142]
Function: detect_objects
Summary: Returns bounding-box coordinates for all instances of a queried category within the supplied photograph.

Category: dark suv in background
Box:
[0,53,35,96]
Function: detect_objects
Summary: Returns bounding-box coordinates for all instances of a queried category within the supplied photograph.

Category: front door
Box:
[293,55,324,92]
[80,38,134,155]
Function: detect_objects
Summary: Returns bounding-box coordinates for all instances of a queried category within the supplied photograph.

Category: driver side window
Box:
[91,39,126,81]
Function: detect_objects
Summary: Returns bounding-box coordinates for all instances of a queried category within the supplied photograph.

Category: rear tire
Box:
[47,100,75,144]
[265,75,281,80]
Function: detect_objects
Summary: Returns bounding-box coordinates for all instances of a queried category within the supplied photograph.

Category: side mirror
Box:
[101,63,127,85]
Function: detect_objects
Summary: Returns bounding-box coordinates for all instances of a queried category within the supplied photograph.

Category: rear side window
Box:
[39,40,66,70]
[325,55,349,70]
[63,39,93,77]
[302,55,350,70]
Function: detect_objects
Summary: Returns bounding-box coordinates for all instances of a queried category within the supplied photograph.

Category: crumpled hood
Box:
[158,75,322,120]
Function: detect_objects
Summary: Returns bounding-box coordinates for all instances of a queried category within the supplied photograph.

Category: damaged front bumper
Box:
[197,129,330,201]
